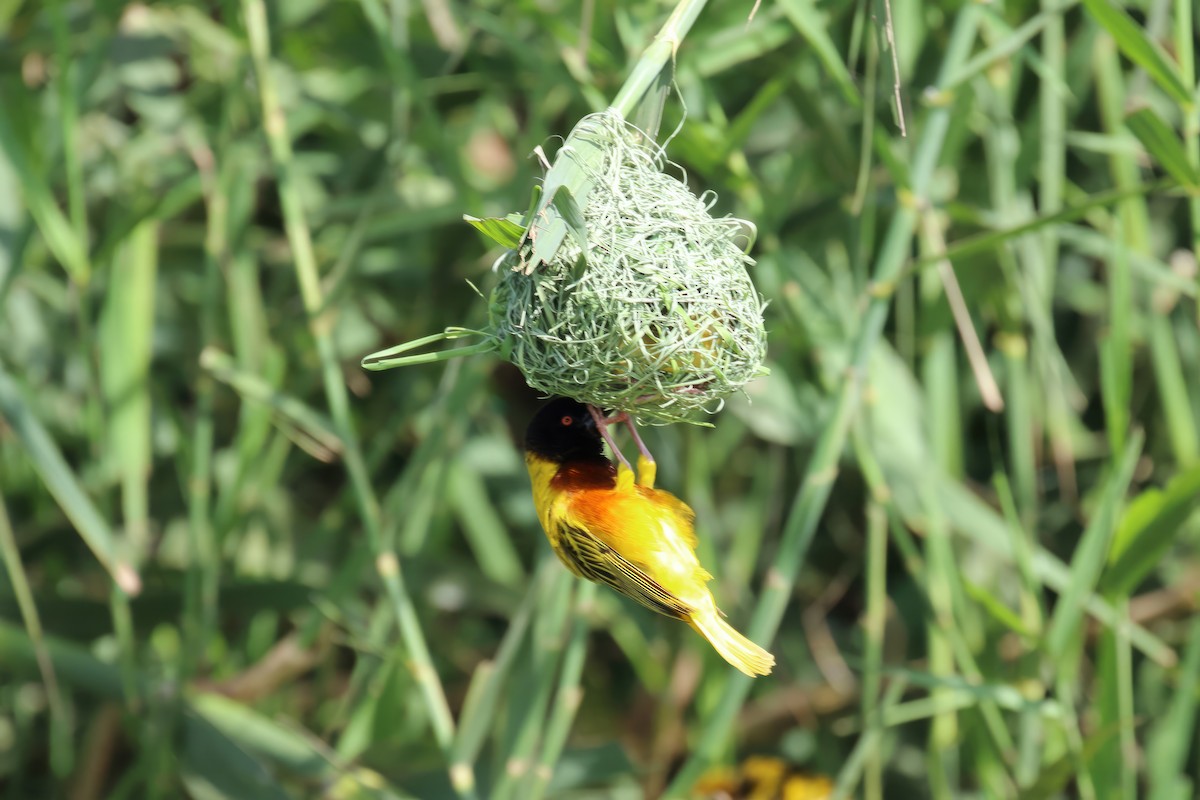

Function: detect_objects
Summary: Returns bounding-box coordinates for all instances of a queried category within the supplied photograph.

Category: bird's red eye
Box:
[561,415,573,426]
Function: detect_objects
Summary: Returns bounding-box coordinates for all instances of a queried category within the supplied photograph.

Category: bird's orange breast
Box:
[549,461,616,493]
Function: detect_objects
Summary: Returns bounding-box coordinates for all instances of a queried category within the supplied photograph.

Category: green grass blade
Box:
[528,582,595,800]
[935,478,1176,667]
[1126,107,1200,189]
[0,494,72,775]
[99,220,157,559]
[910,179,1172,273]
[1102,463,1200,595]
[1147,313,1200,467]
[240,0,461,779]
[463,215,525,249]
[1147,617,1200,799]
[491,568,574,800]
[0,83,90,285]
[777,0,862,107]
[450,574,540,791]
[0,619,379,797]
[200,348,344,456]
[448,461,525,588]
[1081,0,1192,106]
[0,365,140,595]
[361,328,496,371]
[664,11,986,793]
[861,500,887,800]
[1045,430,1143,661]
[5,0,1199,794]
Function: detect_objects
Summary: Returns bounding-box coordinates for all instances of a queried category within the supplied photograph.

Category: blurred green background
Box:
[2,0,1200,798]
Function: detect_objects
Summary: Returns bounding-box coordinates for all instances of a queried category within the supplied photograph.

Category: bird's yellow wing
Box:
[619,461,697,540]
[553,519,691,620]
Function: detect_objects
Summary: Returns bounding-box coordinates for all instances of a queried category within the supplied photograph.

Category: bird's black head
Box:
[524,398,605,463]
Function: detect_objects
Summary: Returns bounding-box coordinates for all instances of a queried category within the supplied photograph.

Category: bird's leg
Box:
[622,417,656,488]
[587,406,658,488]
[587,405,633,473]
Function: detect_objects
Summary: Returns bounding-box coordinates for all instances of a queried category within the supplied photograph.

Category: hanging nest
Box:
[364,110,768,426]
[489,112,766,425]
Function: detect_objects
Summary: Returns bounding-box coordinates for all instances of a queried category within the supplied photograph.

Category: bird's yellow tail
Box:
[690,610,775,677]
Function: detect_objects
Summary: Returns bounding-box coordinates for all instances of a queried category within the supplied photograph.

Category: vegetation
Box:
[1,0,1199,798]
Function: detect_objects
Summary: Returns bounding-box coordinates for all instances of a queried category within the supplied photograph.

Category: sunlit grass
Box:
[1,0,1199,798]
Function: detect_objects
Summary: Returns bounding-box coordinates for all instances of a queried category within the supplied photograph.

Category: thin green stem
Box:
[1116,600,1136,800]
[854,428,1017,785]
[663,9,984,795]
[528,583,596,800]
[49,0,87,251]
[862,499,887,800]
[0,494,73,775]
[1039,0,1065,309]
[449,563,545,795]
[850,24,879,215]
[903,179,1171,277]
[491,569,575,800]
[1055,673,1097,800]
[609,0,711,119]
[109,586,138,706]
[183,126,228,678]
[1146,617,1200,797]
[1095,36,1149,457]
[0,365,140,595]
[362,329,497,370]
[1174,0,1200,323]
[831,680,909,800]
[923,490,959,799]
[240,0,461,786]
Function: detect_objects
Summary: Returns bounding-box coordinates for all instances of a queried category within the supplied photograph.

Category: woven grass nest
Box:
[364,110,768,426]
[489,112,766,425]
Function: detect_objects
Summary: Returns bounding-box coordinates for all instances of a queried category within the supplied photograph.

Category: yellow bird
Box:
[524,397,774,677]
[692,756,833,799]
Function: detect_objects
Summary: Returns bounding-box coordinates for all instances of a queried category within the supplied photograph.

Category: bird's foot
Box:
[621,416,655,467]
[615,460,637,492]
[635,455,656,489]
[587,406,656,485]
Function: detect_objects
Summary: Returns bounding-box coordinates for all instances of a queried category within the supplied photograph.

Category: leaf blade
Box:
[1126,107,1200,189]
[1082,0,1192,105]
